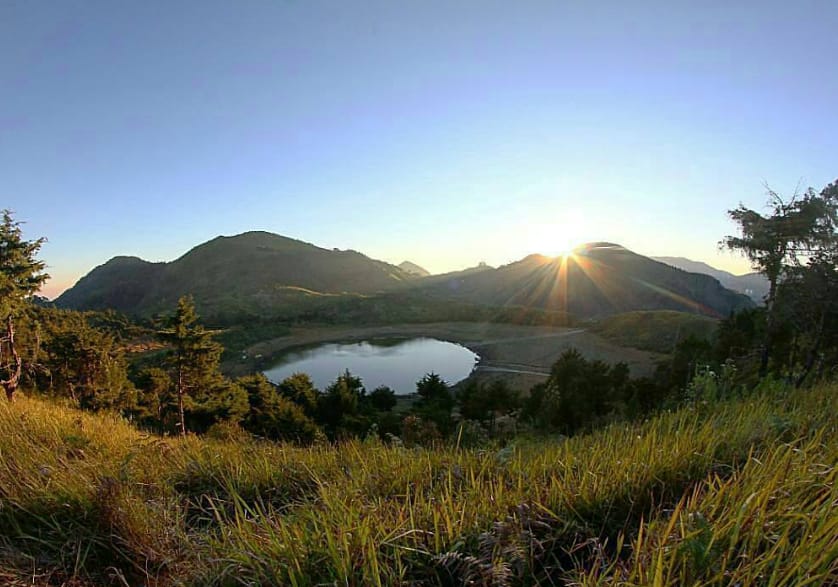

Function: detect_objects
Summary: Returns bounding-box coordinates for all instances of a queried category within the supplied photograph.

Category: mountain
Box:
[55,256,166,311]
[416,243,753,319]
[398,261,430,277]
[56,231,415,318]
[652,256,769,302]
[57,236,753,323]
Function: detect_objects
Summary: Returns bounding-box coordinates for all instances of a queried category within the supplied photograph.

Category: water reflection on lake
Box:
[263,338,479,394]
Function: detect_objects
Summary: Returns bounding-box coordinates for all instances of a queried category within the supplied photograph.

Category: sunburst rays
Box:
[496,246,715,319]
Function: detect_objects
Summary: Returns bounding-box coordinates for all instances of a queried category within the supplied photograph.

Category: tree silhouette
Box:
[722,182,837,376]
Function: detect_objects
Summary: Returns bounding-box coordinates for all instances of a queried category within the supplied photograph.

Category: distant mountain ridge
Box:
[652,256,768,302]
[57,234,753,323]
[56,231,416,317]
[416,243,753,319]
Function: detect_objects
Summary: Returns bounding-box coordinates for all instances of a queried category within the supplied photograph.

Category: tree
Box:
[367,385,397,412]
[0,211,49,400]
[722,182,837,376]
[775,245,838,386]
[524,349,624,435]
[43,315,135,411]
[457,379,519,430]
[318,370,368,439]
[157,296,226,435]
[278,372,320,417]
[134,367,175,430]
[238,374,320,444]
[415,372,455,435]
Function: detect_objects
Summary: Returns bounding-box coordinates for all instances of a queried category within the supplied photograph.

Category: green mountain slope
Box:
[417,243,753,319]
[53,256,166,311]
[56,231,415,318]
[57,238,752,323]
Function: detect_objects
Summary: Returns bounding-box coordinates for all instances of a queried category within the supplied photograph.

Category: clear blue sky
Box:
[2,1,836,299]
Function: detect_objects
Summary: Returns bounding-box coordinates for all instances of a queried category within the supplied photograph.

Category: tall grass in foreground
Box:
[0,383,835,586]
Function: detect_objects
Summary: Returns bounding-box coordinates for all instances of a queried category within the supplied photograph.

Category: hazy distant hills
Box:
[398,261,430,277]
[652,256,768,303]
[57,234,753,322]
[56,231,416,317]
[417,243,753,318]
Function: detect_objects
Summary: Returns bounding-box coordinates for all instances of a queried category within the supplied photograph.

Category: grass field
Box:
[1,381,836,585]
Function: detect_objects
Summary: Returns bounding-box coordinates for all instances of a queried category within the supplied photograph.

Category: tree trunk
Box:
[796,312,825,388]
[1,316,21,401]
[177,364,186,436]
[759,278,778,378]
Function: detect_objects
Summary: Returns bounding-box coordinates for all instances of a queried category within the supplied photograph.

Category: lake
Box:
[263,337,479,394]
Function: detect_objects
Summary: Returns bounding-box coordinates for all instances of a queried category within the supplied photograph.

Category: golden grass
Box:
[0,383,835,585]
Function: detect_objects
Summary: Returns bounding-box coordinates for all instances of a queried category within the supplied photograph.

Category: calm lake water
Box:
[264,338,479,394]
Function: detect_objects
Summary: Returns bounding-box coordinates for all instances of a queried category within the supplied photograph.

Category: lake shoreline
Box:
[224,322,660,391]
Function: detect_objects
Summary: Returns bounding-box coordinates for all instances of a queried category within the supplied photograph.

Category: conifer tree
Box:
[0,211,48,400]
[157,296,223,435]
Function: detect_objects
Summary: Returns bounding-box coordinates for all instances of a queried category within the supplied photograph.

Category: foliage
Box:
[132,366,175,430]
[40,314,136,412]
[277,372,320,417]
[367,385,397,412]
[238,373,320,444]
[0,211,49,399]
[722,180,838,375]
[416,372,456,436]
[157,296,231,435]
[317,369,368,440]
[523,348,630,434]
[589,310,718,353]
[457,379,519,429]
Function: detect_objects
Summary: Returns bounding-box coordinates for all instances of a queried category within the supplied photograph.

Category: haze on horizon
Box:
[2,1,836,300]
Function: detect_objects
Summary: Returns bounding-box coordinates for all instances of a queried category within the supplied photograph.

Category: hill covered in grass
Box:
[1,382,835,585]
[56,236,753,327]
[56,231,417,318]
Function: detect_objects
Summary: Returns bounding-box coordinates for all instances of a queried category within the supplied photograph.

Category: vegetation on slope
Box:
[588,310,718,353]
[55,231,417,318]
[0,382,835,585]
[55,233,754,326]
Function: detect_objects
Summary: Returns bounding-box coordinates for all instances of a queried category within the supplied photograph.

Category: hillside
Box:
[653,255,769,302]
[1,383,835,585]
[589,309,718,353]
[418,243,753,319]
[398,260,430,277]
[56,231,416,318]
[57,237,752,324]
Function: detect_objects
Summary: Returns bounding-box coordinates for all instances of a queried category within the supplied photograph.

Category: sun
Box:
[521,210,589,259]
[524,226,581,259]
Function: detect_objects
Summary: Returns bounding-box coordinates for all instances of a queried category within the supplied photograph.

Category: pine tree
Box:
[0,211,48,400]
[157,296,223,435]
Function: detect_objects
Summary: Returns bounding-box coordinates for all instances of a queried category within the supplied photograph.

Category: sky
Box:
[2,1,837,299]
